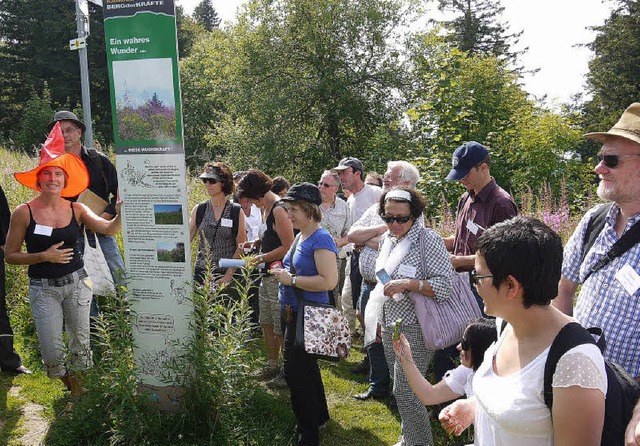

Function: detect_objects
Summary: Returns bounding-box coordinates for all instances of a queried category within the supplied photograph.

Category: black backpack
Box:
[543,322,640,445]
[195,200,241,239]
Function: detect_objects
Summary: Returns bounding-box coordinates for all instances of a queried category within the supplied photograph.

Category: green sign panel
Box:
[104,1,183,152]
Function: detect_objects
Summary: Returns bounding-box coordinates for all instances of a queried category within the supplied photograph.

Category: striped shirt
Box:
[562,203,640,378]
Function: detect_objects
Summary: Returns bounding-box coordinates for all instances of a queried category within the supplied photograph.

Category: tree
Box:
[0,0,112,145]
[405,31,580,215]
[181,0,411,180]
[436,0,524,68]
[581,0,640,149]
[176,5,206,59]
[14,83,55,153]
[193,0,221,31]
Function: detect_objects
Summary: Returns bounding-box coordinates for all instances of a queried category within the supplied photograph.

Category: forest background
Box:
[0,0,639,444]
[2,0,639,216]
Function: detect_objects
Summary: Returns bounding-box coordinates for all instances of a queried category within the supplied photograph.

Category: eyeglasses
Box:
[318,182,337,188]
[597,153,640,168]
[381,215,412,224]
[469,269,493,288]
[202,178,218,184]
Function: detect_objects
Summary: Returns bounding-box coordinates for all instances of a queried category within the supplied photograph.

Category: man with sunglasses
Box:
[555,102,640,382]
[438,141,517,380]
[318,171,352,308]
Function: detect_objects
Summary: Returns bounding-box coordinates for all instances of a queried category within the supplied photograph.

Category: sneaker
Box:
[266,371,288,389]
[258,365,280,380]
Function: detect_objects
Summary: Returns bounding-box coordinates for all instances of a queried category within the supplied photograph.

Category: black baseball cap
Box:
[280,182,322,206]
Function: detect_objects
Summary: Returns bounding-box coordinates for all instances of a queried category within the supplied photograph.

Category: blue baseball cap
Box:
[445,141,489,181]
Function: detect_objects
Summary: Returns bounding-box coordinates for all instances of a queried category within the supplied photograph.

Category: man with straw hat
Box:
[47,111,124,314]
[5,123,122,395]
[555,102,640,382]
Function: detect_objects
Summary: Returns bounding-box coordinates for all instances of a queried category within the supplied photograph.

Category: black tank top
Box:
[261,201,284,257]
[25,202,83,278]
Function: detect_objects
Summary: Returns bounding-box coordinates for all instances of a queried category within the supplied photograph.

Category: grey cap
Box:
[331,157,364,174]
[47,111,86,133]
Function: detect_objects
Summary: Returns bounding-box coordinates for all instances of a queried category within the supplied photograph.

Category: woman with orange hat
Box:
[4,123,122,395]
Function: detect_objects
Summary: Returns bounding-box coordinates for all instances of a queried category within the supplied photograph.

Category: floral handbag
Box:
[288,235,351,361]
[295,301,351,361]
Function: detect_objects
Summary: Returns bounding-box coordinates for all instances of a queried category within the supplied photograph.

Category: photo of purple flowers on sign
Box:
[113,58,177,141]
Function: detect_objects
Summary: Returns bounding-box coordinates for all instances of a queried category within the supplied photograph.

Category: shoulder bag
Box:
[410,228,481,350]
[289,234,351,361]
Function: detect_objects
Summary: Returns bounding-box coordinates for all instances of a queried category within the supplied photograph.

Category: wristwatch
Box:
[291,275,297,287]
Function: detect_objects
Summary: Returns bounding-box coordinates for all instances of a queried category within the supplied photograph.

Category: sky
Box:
[176,0,613,107]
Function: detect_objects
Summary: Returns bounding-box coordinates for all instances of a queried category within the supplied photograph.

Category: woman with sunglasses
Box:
[189,162,246,288]
[393,318,496,404]
[364,186,452,446]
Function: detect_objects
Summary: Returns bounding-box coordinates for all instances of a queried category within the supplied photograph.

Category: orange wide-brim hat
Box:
[14,122,90,198]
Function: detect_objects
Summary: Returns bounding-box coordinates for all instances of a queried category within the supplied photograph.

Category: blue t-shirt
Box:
[279,227,338,311]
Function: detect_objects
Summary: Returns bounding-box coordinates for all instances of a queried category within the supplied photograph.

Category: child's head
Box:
[458,318,497,371]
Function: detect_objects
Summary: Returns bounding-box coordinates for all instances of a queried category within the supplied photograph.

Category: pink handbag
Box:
[411,231,481,350]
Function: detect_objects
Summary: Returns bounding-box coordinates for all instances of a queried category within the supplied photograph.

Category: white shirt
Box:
[244,203,262,241]
[473,328,607,446]
[443,364,475,398]
[347,184,382,223]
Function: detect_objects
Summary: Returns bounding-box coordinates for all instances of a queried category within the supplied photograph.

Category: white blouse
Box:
[473,327,607,446]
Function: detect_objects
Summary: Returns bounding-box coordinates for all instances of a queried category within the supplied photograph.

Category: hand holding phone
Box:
[376,268,391,285]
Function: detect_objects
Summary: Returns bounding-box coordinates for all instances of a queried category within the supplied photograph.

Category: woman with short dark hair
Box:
[237,170,295,386]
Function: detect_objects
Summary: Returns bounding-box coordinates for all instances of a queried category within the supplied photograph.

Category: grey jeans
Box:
[28,269,93,378]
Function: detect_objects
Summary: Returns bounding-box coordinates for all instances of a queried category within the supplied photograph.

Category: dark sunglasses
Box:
[381,215,412,224]
[318,182,337,188]
[469,269,493,288]
[202,178,218,184]
[597,153,640,169]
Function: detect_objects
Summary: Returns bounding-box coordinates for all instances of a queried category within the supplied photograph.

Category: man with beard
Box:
[554,103,640,382]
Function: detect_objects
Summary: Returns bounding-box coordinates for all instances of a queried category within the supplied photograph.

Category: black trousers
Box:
[282,312,329,446]
[0,250,22,371]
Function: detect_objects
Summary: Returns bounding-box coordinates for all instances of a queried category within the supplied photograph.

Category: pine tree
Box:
[436,0,524,68]
[193,0,221,31]
[582,0,640,134]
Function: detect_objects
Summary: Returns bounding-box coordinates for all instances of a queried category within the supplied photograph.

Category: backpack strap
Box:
[86,148,109,196]
[581,203,611,263]
[230,202,241,240]
[195,201,207,228]
[581,202,640,281]
[543,322,597,410]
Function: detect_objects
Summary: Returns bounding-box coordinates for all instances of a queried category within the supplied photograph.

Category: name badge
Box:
[397,264,417,277]
[467,219,480,235]
[221,218,233,228]
[615,264,640,296]
[34,224,53,236]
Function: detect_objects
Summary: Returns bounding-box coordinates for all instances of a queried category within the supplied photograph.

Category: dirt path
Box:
[6,386,49,446]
